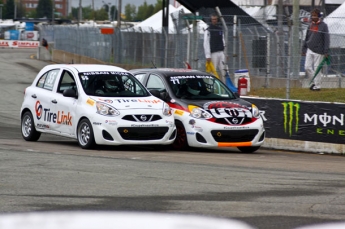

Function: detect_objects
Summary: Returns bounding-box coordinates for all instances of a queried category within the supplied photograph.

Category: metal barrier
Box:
[38,13,345,94]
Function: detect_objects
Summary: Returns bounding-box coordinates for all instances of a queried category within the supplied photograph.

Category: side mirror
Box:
[63,88,78,98]
[149,89,162,99]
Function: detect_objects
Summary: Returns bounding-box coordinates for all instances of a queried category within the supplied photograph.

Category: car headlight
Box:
[96,101,120,116]
[252,104,260,118]
[162,102,172,116]
[188,105,213,119]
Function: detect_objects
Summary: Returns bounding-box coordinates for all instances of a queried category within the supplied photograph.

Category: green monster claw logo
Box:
[282,102,300,136]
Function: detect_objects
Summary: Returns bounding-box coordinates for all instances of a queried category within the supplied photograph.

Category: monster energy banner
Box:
[245,97,345,144]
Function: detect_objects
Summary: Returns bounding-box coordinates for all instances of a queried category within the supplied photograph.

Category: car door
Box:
[53,69,78,136]
[32,68,61,133]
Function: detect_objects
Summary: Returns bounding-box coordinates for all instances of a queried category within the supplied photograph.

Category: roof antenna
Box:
[151,61,157,68]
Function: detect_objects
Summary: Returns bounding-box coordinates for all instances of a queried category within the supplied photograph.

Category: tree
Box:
[26,10,37,18]
[3,0,14,19]
[36,0,52,18]
[94,8,108,20]
[136,1,154,21]
[124,4,136,21]
[110,5,117,21]
[153,0,162,13]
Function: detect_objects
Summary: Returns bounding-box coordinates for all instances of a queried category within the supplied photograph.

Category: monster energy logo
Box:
[282,102,300,136]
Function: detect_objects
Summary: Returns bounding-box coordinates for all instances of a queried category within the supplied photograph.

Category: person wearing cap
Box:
[302,8,330,91]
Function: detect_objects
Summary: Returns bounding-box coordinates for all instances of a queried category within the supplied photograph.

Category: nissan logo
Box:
[232,118,239,124]
[140,115,147,121]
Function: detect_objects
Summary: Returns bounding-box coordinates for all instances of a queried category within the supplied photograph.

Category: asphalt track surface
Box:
[1,49,345,229]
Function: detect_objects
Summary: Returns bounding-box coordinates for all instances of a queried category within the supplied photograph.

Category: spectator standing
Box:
[302,8,330,91]
[203,14,227,82]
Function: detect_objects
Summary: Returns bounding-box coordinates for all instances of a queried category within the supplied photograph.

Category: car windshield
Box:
[168,74,236,100]
[79,71,150,97]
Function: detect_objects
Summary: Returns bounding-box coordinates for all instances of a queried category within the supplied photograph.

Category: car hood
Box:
[179,98,252,110]
[88,96,164,110]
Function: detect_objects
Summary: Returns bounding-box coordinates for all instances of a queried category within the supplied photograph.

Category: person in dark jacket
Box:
[302,8,330,91]
[203,14,226,82]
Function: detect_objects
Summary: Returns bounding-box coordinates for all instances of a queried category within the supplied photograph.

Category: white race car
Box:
[20,64,176,149]
[131,68,265,153]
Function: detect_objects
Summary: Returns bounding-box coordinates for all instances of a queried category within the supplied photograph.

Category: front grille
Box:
[211,129,259,142]
[214,117,253,125]
[118,127,169,140]
[122,114,162,122]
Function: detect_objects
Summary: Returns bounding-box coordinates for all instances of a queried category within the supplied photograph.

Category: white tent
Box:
[129,4,207,34]
[323,2,345,48]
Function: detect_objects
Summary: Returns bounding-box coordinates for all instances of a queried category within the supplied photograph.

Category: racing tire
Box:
[77,118,96,149]
[237,146,260,153]
[21,111,41,141]
[172,121,189,151]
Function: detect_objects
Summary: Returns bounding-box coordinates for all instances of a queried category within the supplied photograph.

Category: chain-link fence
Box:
[38,9,345,98]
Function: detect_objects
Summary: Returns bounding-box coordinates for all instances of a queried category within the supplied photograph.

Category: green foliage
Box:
[136,2,154,21]
[153,0,163,13]
[249,88,345,103]
[3,0,14,19]
[26,10,37,18]
[70,6,108,21]
[36,0,53,18]
[94,8,109,20]
[69,0,163,22]
[110,5,117,21]
[124,4,136,21]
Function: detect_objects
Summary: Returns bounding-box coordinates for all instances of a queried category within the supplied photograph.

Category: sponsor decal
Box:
[186,132,195,135]
[35,101,72,126]
[93,122,102,125]
[87,98,95,106]
[165,120,174,127]
[114,99,161,104]
[0,41,9,47]
[26,32,34,38]
[98,98,113,103]
[0,40,39,48]
[174,110,184,116]
[224,126,250,129]
[105,120,118,125]
[282,102,300,136]
[259,110,267,121]
[17,41,39,47]
[82,71,129,75]
[36,124,50,129]
[131,124,159,127]
[170,75,213,84]
[203,101,252,119]
[193,126,203,132]
[282,101,345,137]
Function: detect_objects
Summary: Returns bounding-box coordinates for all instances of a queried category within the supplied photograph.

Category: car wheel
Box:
[237,146,260,153]
[77,118,95,149]
[172,121,189,150]
[21,111,41,141]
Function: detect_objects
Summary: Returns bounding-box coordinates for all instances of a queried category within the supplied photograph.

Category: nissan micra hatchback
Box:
[20,64,176,149]
[131,68,265,153]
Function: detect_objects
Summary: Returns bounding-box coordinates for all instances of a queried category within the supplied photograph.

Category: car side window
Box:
[147,74,165,90]
[57,70,77,94]
[134,73,146,83]
[36,69,59,91]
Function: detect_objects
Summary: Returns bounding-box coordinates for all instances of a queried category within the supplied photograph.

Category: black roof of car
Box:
[130,68,213,77]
